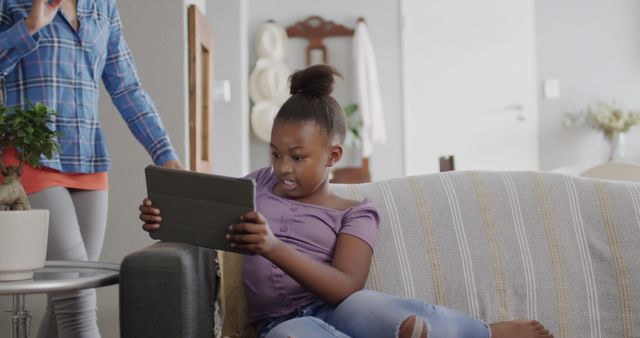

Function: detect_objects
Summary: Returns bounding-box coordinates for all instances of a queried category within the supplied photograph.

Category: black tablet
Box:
[144,165,255,254]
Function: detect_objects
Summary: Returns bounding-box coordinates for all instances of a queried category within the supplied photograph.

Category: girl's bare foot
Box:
[490,320,554,338]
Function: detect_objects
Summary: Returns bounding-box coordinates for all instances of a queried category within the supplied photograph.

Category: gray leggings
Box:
[28,187,108,338]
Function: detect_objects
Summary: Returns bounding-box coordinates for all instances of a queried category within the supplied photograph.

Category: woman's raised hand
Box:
[25,0,63,35]
[138,198,161,232]
[227,211,282,255]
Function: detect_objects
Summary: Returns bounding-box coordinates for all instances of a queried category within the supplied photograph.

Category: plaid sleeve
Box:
[101,3,179,165]
[0,17,38,78]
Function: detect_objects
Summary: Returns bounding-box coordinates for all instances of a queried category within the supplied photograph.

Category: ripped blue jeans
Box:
[258,290,491,338]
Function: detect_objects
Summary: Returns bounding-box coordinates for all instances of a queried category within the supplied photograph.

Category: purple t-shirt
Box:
[243,167,380,323]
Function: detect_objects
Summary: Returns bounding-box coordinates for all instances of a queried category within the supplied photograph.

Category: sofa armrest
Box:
[120,241,218,338]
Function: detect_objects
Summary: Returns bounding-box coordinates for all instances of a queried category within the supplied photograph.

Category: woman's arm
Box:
[229,211,373,306]
[100,2,180,167]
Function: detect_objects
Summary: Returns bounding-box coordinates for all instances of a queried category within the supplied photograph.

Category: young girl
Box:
[139,65,553,338]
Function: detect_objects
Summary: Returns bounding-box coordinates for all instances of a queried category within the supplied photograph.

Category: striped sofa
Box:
[120,171,640,338]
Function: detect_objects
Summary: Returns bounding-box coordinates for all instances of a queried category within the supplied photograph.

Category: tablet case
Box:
[145,165,255,254]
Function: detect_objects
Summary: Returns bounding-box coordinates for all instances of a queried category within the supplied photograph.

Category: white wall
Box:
[246,0,404,180]
[208,0,250,176]
[537,0,640,169]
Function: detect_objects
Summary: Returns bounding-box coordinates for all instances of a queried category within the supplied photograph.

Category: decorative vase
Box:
[605,132,626,161]
[0,209,49,281]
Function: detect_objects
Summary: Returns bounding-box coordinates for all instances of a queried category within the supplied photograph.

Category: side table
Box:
[0,260,119,338]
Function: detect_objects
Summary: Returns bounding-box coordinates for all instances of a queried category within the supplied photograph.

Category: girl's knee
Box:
[340,289,382,308]
[335,290,419,321]
[265,317,341,338]
[398,315,428,338]
[265,318,302,338]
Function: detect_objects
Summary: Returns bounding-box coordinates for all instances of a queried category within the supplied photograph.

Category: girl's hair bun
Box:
[275,64,347,142]
[289,64,341,96]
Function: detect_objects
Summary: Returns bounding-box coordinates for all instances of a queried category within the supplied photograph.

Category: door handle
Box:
[505,104,526,122]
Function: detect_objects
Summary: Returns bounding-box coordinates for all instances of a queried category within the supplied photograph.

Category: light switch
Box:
[543,78,560,99]
[213,80,231,103]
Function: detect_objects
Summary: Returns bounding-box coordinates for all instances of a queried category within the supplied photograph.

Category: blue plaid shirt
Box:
[0,0,178,173]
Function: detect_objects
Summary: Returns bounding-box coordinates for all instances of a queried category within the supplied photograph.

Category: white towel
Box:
[353,21,387,158]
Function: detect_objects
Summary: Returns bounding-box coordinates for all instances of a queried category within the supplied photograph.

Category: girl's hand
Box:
[25,0,63,35]
[227,211,282,255]
[138,198,161,232]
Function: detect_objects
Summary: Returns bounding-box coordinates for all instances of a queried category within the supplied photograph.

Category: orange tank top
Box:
[0,148,108,195]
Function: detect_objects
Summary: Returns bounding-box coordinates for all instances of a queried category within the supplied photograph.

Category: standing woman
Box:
[0,0,183,337]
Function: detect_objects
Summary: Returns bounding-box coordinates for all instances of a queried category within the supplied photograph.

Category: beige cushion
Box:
[219,252,254,338]
[580,161,640,182]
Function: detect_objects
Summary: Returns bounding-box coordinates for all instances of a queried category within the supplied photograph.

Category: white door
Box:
[402,0,538,175]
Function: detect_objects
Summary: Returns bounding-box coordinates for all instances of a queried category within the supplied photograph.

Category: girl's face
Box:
[270,120,342,200]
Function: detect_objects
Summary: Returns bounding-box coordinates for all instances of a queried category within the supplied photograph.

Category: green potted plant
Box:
[343,103,363,149]
[329,103,369,183]
[0,102,59,281]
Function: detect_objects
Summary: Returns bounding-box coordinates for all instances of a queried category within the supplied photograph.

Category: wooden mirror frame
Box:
[188,5,213,172]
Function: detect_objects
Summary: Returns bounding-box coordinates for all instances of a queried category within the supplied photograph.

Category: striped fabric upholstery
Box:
[220,171,640,338]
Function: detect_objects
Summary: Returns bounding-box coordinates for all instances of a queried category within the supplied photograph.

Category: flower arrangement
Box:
[564,100,640,136]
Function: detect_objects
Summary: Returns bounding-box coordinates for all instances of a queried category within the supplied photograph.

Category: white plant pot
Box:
[0,209,49,281]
